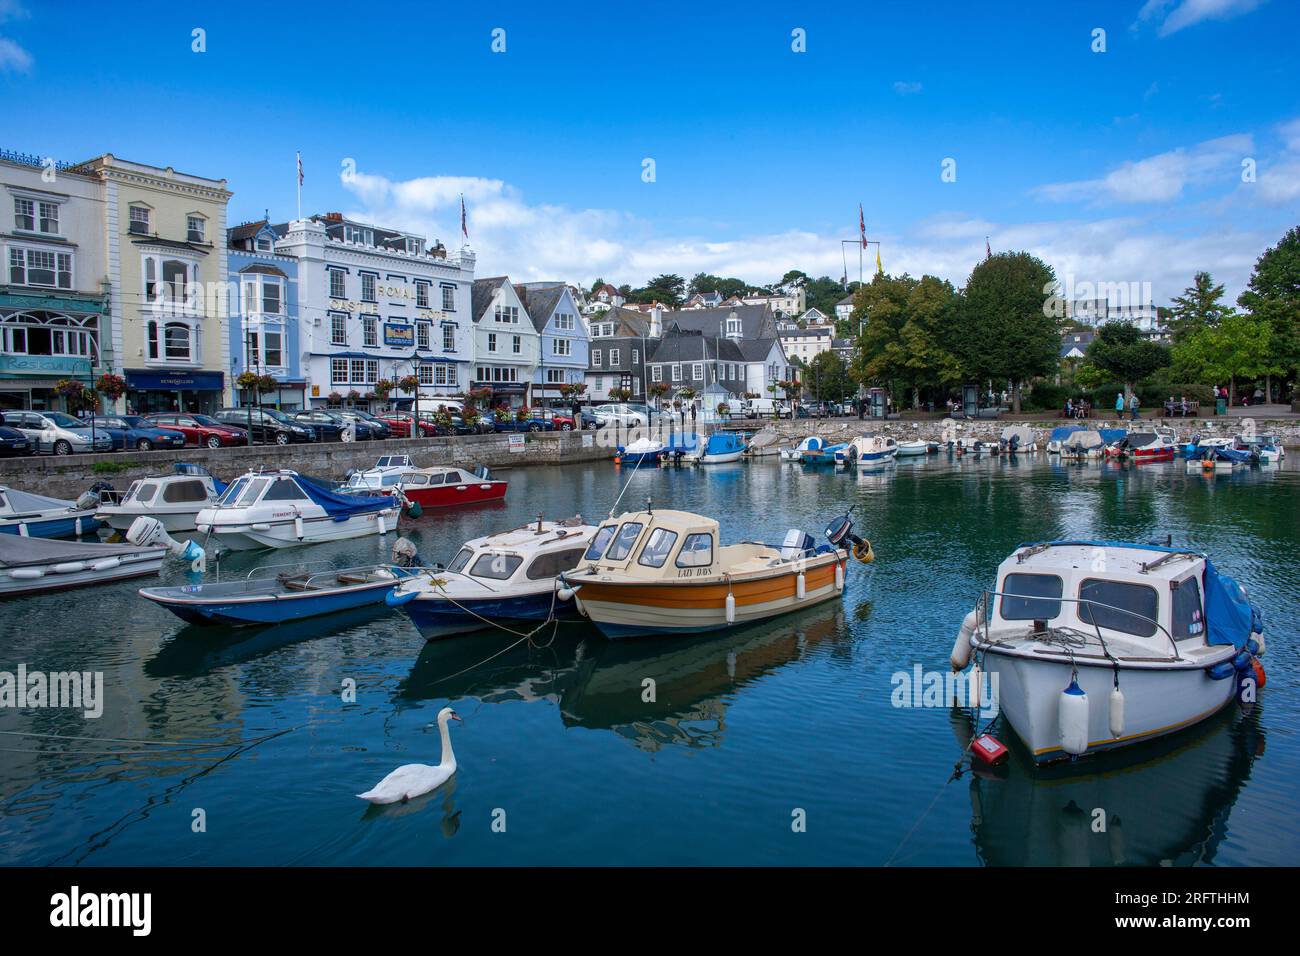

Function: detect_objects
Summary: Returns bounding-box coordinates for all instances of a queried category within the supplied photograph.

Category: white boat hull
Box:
[984,648,1238,763]
[0,551,165,596]
[97,505,205,533]
[197,508,398,550]
[692,450,744,464]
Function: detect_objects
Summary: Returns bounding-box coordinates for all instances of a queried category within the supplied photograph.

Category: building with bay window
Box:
[515,282,589,409]
[227,220,305,409]
[271,213,473,408]
[470,277,541,409]
[0,150,110,413]
[76,153,232,413]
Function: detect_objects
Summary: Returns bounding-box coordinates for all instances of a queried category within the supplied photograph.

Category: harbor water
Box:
[1,453,1298,866]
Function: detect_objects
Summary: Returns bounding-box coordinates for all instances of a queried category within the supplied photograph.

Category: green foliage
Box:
[1168,271,1234,343]
[1170,312,1276,398]
[805,350,852,402]
[1024,382,1069,411]
[852,273,963,406]
[958,252,1060,409]
[1237,225,1300,379]
[1082,321,1170,392]
[626,274,686,308]
[91,461,132,475]
[686,273,757,300]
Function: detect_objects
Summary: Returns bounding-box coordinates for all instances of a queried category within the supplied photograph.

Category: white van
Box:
[741,397,789,419]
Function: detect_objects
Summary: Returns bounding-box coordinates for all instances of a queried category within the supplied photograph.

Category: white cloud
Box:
[0,35,31,72]
[1137,0,1266,36]
[0,0,29,25]
[892,81,923,95]
[1032,133,1252,204]
[340,166,1269,308]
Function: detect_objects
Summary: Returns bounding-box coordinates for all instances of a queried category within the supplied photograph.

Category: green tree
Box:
[1171,313,1273,403]
[851,273,962,408]
[959,251,1060,412]
[806,350,852,403]
[1237,224,1300,399]
[1082,321,1170,398]
[1168,271,1234,343]
[627,274,685,308]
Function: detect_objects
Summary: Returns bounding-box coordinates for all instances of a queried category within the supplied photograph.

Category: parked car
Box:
[484,411,556,433]
[590,403,648,428]
[336,409,392,440]
[374,410,439,438]
[292,409,378,442]
[8,410,115,455]
[214,408,315,445]
[536,411,577,431]
[0,425,33,457]
[88,415,188,451]
[140,413,249,449]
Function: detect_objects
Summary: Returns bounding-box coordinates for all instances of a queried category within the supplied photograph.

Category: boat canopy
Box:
[1049,425,1085,442]
[705,432,745,454]
[1000,425,1036,445]
[291,473,394,516]
[666,432,700,453]
[1063,430,1104,449]
[174,462,226,494]
[0,486,76,515]
[799,436,825,451]
[1203,559,1259,650]
[0,534,155,569]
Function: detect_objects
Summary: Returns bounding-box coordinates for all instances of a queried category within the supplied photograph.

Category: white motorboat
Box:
[195,469,400,551]
[685,431,746,464]
[951,540,1265,763]
[0,534,166,597]
[94,463,225,533]
[343,455,417,493]
[836,435,898,467]
[781,436,822,462]
[0,485,103,539]
[896,439,937,457]
[744,428,784,457]
[387,516,598,640]
[1046,425,1086,454]
[616,437,666,465]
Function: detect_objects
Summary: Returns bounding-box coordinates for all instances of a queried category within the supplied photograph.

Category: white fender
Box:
[1059,679,1089,756]
[969,663,982,708]
[834,563,844,591]
[950,608,978,670]
[377,513,387,535]
[1109,686,1125,739]
[10,567,44,579]
[725,592,736,625]
[75,517,83,537]
[1255,632,1266,656]
[18,522,29,537]
[91,557,121,572]
[294,515,304,540]
[251,523,272,532]
[51,561,88,574]
[796,572,806,600]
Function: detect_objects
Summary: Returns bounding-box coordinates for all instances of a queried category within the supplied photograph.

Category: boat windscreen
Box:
[217,478,246,505]
[584,525,616,561]
[606,523,644,561]
[447,548,472,573]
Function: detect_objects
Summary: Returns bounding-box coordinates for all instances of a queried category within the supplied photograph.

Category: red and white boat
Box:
[1105,425,1178,462]
[398,465,508,508]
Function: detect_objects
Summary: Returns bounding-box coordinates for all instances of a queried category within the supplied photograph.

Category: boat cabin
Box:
[576,509,822,582]
[443,520,592,585]
[401,467,490,490]
[991,542,1210,656]
[120,472,220,509]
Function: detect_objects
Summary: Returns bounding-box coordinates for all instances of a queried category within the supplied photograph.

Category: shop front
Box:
[125,369,225,416]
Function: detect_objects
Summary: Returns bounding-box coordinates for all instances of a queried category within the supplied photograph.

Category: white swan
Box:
[357,706,462,804]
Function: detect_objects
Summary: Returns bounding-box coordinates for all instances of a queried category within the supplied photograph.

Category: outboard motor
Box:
[391,535,422,568]
[825,510,874,564]
[126,515,206,569]
[1008,434,1021,454]
[75,480,116,510]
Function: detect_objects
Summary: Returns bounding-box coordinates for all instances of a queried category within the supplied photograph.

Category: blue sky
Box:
[1,0,1297,302]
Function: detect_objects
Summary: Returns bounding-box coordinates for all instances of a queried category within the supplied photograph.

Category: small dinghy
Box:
[195,469,399,551]
[0,485,103,539]
[616,437,666,465]
[388,516,597,640]
[398,465,507,509]
[744,428,783,457]
[95,463,225,533]
[139,537,423,626]
[896,439,937,457]
[782,435,822,462]
[1106,426,1177,462]
[558,504,872,639]
[1238,433,1285,463]
[0,534,166,597]
[801,441,847,465]
[950,540,1265,763]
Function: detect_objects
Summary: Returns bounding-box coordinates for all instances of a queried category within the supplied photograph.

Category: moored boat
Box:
[895,439,937,457]
[343,455,416,493]
[1106,425,1177,462]
[616,437,666,465]
[950,540,1265,763]
[387,516,597,640]
[195,469,399,551]
[558,505,872,639]
[836,435,898,467]
[1046,424,1086,454]
[801,441,847,465]
[0,534,166,597]
[0,485,103,539]
[686,430,746,464]
[94,463,225,533]
[782,435,822,461]
[744,428,784,457]
[398,465,507,509]
[999,424,1038,453]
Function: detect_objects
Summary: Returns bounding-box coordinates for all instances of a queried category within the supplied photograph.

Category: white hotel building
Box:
[273,213,475,407]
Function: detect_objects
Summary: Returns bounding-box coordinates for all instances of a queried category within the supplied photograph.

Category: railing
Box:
[980,588,1183,662]
[0,149,80,172]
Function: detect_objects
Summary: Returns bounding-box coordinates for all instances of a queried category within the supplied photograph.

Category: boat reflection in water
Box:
[964,704,1265,866]
[396,601,848,751]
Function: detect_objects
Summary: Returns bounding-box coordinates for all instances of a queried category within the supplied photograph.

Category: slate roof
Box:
[514,283,567,333]
[659,303,775,340]
[590,305,651,339]
[471,276,513,323]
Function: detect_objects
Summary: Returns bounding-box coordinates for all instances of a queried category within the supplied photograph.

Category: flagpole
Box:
[296,152,302,221]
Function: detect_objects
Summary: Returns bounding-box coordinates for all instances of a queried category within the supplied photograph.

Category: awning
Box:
[125,369,224,391]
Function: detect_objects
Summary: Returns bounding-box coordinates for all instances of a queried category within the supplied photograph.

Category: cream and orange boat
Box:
[558,505,872,639]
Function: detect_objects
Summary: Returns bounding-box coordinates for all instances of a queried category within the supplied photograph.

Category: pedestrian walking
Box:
[1115,392,1125,417]
[1128,392,1139,422]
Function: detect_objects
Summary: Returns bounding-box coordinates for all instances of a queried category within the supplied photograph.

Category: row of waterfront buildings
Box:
[1,148,799,417]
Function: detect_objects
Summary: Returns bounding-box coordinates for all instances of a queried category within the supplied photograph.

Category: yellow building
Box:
[78,154,232,412]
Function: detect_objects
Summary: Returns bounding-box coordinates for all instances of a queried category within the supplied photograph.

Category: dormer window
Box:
[725,312,742,337]
[256,235,273,252]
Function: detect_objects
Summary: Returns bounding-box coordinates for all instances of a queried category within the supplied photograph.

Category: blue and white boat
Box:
[94,463,225,533]
[194,469,400,550]
[616,437,666,465]
[1239,433,1285,463]
[802,441,848,465]
[687,431,746,464]
[1046,424,1086,454]
[0,485,103,539]
[387,517,598,640]
[140,557,420,626]
[835,435,898,467]
[343,455,416,492]
[781,435,822,461]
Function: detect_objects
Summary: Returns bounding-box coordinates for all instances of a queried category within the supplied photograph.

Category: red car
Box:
[375,411,439,438]
[142,413,249,448]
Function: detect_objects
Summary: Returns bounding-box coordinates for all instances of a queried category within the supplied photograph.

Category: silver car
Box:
[9,410,114,455]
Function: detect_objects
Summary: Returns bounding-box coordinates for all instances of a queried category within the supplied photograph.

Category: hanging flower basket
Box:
[347,390,361,402]
[396,375,419,393]
[327,391,343,406]
[257,374,278,393]
[373,378,394,400]
[96,372,127,401]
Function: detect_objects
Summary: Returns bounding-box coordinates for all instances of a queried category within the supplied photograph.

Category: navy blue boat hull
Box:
[146,579,402,627]
[0,514,103,539]
[401,589,583,640]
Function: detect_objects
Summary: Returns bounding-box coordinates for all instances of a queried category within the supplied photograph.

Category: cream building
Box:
[78,154,232,412]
